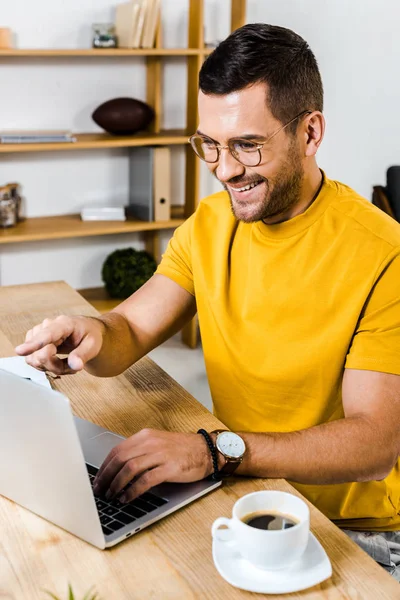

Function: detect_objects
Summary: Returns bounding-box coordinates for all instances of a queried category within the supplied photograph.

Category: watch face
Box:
[216,432,246,459]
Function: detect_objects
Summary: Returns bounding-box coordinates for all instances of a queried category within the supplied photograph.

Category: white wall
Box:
[248,0,400,198]
[1,0,399,288]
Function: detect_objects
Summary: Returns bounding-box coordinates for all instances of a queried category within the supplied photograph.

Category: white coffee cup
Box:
[212,490,310,570]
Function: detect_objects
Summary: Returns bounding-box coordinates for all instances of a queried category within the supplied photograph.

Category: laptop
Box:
[0,368,221,549]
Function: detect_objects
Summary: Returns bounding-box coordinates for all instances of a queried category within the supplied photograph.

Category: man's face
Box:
[197,83,305,223]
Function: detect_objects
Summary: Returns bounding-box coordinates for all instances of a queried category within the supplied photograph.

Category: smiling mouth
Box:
[229,179,264,193]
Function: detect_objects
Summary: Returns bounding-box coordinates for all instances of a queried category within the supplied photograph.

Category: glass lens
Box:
[190,135,218,163]
[230,140,261,166]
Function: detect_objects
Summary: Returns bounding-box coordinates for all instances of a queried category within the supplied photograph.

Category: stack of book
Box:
[0,130,76,144]
[115,0,161,49]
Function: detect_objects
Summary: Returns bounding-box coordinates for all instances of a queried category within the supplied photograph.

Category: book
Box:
[115,1,140,48]
[141,0,161,48]
[0,130,76,144]
[133,0,148,48]
[127,146,171,221]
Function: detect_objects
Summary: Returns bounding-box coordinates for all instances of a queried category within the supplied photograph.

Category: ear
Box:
[303,112,325,157]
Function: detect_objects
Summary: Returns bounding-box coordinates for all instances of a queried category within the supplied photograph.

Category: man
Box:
[15,24,400,577]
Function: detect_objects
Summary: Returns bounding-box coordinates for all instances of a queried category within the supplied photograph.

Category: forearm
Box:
[85,275,196,378]
[85,312,143,377]
[235,416,397,484]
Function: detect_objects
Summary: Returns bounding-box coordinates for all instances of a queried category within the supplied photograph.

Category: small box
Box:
[80,206,126,221]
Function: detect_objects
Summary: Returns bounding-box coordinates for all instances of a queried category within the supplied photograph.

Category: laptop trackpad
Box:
[81,432,125,467]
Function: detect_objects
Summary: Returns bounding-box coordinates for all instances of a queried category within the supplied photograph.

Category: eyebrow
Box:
[196,129,267,142]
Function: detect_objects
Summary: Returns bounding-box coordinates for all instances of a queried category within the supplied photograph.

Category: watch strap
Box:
[219,456,243,476]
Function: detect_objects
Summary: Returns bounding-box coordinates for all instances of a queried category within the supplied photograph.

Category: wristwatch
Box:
[211,429,246,477]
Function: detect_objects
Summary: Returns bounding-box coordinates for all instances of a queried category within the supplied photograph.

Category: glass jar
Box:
[7,182,22,221]
[92,23,118,48]
[0,186,18,228]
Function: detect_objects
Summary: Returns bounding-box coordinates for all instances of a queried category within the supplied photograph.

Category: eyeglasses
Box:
[189,110,312,167]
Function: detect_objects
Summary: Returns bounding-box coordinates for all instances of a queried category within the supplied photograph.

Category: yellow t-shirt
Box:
[156,174,400,531]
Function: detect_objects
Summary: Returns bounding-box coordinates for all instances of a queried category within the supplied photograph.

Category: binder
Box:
[127,146,171,222]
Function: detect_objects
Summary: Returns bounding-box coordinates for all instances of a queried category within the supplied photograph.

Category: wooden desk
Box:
[0,281,399,599]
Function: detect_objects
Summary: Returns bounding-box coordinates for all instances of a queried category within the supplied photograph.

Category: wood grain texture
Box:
[0,281,399,599]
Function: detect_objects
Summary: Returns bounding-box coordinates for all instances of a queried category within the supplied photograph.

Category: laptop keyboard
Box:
[86,463,168,537]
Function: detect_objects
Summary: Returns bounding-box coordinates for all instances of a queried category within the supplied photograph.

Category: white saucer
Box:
[212,532,332,594]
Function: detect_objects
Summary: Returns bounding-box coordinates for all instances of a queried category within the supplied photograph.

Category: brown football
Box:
[92,97,155,135]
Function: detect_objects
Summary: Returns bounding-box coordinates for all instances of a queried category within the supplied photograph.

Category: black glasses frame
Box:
[189,110,312,167]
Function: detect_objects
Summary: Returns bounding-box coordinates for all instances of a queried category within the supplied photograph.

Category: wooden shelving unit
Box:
[0,0,247,348]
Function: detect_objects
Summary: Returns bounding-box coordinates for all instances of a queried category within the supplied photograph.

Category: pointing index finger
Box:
[15,321,74,356]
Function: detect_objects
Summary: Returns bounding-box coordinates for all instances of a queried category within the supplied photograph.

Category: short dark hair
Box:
[199,23,323,129]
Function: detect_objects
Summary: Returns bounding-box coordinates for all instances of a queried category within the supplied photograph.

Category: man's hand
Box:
[93,429,213,502]
[15,315,105,375]
[14,275,197,379]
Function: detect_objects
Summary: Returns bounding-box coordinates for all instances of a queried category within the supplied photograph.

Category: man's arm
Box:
[235,368,400,483]
[87,274,196,376]
[15,274,196,377]
[92,368,400,502]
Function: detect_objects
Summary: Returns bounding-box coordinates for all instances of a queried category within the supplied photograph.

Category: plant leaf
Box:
[43,584,99,600]
[82,586,97,600]
[44,592,61,600]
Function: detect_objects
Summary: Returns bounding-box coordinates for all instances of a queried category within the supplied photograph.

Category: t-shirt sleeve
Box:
[345,250,400,375]
[155,214,195,296]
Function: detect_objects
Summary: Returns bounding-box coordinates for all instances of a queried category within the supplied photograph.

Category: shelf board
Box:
[0,214,185,244]
[78,287,121,314]
[0,48,202,57]
[0,130,190,153]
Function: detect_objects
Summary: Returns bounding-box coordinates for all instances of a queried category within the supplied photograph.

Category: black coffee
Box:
[242,510,298,530]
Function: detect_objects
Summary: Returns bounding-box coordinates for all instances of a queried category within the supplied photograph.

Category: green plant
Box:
[101,247,157,299]
[44,584,99,600]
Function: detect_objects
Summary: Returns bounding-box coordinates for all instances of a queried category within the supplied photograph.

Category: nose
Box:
[214,147,245,183]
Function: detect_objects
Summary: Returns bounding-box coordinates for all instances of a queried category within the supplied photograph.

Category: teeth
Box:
[236,181,261,192]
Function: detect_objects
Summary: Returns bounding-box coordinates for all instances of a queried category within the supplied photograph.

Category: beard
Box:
[220,141,304,224]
